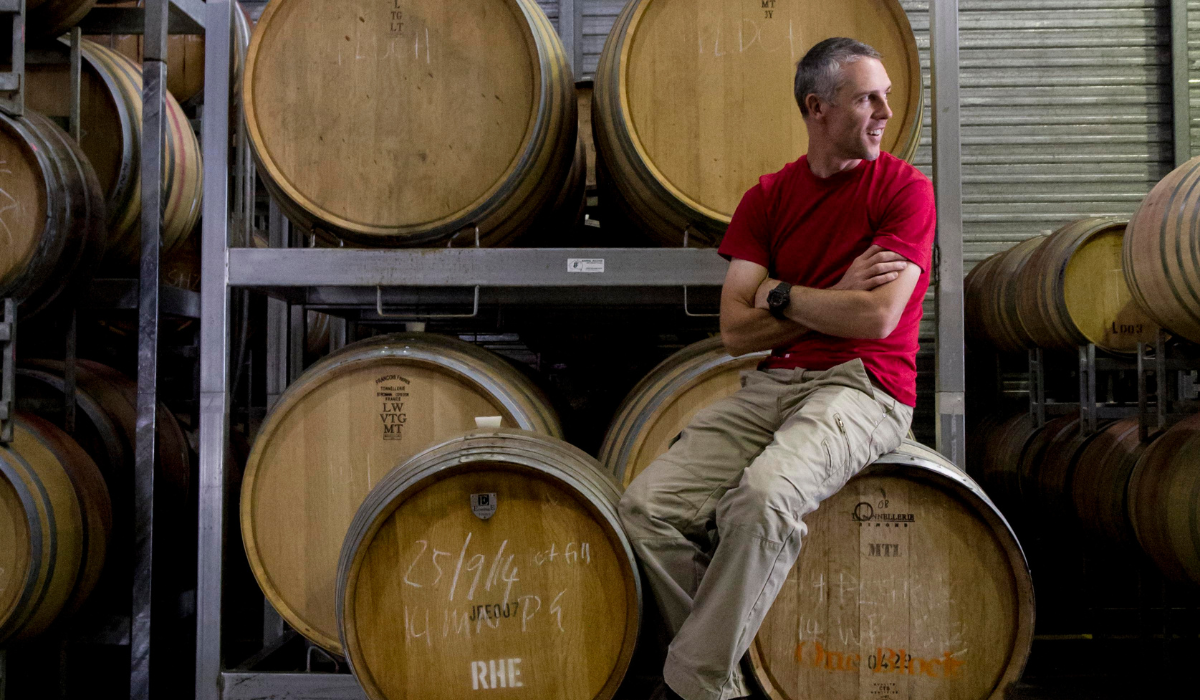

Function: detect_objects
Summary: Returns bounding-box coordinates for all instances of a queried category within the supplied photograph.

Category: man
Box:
[617,38,936,700]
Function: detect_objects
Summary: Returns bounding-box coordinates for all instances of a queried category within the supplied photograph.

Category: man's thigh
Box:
[717,382,910,540]
[621,371,785,541]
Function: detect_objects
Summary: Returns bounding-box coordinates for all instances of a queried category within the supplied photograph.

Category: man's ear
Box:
[805,93,824,120]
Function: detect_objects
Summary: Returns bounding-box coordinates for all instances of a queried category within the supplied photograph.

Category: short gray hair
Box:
[794,38,882,117]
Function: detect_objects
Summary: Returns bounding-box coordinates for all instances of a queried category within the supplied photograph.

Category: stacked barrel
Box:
[0,5,256,315]
[1,360,191,642]
[592,0,923,247]
[242,332,1034,699]
[965,217,1160,355]
[964,154,1200,587]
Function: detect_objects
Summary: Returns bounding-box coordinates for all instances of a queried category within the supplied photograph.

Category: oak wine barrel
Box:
[975,411,1039,518]
[964,236,1045,354]
[1023,416,1100,526]
[0,109,106,317]
[0,414,111,643]
[337,429,639,700]
[1014,413,1078,520]
[751,439,1034,700]
[1123,155,1200,344]
[1126,413,1200,583]
[1015,218,1158,354]
[243,0,577,248]
[599,336,768,487]
[16,361,191,593]
[242,333,563,652]
[592,0,923,247]
[27,0,96,42]
[26,40,203,268]
[1069,418,1151,551]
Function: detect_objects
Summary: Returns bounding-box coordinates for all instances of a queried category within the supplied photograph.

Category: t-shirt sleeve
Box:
[718,183,771,267]
[871,176,937,272]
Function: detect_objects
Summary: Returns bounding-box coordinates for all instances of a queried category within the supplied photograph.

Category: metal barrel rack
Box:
[194,1,966,699]
[0,1,205,698]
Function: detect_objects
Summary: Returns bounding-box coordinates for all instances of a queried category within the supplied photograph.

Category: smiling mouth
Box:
[867,129,884,137]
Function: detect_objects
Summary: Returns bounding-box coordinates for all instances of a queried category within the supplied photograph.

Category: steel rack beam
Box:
[78,1,205,35]
[226,247,728,289]
[221,673,366,700]
[83,280,202,318]
[930,0,966,467]
[131,1,170,696]
[196,3,233,699]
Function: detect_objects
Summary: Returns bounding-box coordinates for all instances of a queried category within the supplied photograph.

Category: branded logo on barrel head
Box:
[471,493,497,520]
[375,374,411,441]
[852,501,916,526]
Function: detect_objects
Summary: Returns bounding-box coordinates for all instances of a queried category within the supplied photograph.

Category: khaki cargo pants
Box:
[617,358,912,700]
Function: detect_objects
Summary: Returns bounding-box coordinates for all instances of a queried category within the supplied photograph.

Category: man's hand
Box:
[832,245,909,291]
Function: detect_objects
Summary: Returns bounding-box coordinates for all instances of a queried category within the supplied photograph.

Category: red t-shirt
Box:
[717,152,936,407]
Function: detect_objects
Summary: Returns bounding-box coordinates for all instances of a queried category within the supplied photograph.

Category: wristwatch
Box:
[767,281,792,318]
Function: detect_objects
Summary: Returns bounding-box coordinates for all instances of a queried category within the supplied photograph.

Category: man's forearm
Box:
[720,306,808,356]
[781,286,890,339]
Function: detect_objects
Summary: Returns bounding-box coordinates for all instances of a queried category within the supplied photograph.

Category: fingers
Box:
[864,271,901,288]
[867,261,908,276]
[864,249,906,265]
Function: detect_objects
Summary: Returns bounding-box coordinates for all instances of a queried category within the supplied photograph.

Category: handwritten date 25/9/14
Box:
[402,535,593,604]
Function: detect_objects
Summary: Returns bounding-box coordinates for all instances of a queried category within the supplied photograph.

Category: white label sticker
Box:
[567,258,605,273]
[471,493,498,520]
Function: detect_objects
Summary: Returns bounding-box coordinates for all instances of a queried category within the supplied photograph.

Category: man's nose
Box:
[876,99,893,121]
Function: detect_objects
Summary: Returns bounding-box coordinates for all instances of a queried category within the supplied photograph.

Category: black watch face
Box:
[769,288,788,309]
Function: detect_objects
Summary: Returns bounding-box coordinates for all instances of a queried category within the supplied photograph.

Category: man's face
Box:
[818,58,893,162]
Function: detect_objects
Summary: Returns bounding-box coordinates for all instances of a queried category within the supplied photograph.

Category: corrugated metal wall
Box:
[1190,0,1200,156]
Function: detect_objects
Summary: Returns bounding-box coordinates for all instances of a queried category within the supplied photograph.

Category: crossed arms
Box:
[719,245,922,357]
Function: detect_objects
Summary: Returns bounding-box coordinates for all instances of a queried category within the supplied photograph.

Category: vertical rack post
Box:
[262,199,290,645]
[0,0,24,116]
[0,298,14,444]
[196,2,233,698]
[132,0,169,696]
[930,0,966,466]
[63,28,81,436]
[1030,348,1046,427]
[1171,0,1189,165]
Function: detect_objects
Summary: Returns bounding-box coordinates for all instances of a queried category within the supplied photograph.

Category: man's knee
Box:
[618,474,665,538]
[717,469,809,543]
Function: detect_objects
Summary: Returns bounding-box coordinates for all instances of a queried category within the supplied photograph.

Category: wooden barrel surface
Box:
[1123,155,1200,344]
[26,40,203,268]
[592,0,923,247]
[27,0,97,41]
[1015,414,1078,519]
[27,416,112,619]
[15,361,188,593]
[978,237,1045,354]
[0,109,106,317]
[23,360,192,541]
[244,0,577,248]
[750,439,1034,700]
[0,415,110,643]
[975,412,1039,518]
[599,336,768,487]
[1015,218,1158,353]
[1126,413,1200,583]
[337,429,640,700]
[1069,418,1150,551]
[1024,417,1100,526]
[242,333,563,652]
